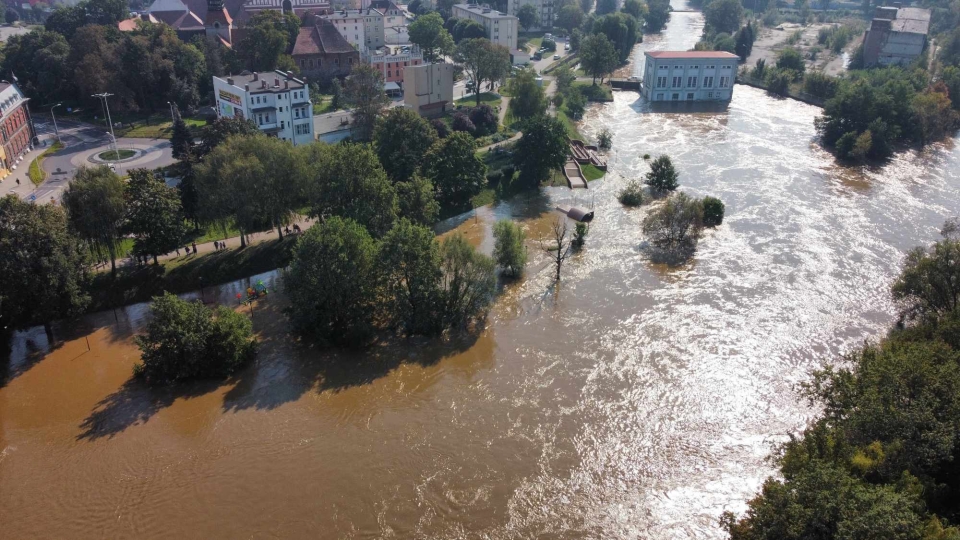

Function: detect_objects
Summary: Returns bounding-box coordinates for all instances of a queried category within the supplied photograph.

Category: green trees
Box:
[508,67,548,120]
[134,293,256,383]
[594,12,641,63]
[452,18,486,42]
[911,86,956,146]
[734,21,756,60]
[597,128,612,149]
[641,192,703,252]
[455,38,512,106]
[125,169,186,264]
[622,0,648,19]
[344,62,389,142]
[0,30,72,103]
[556,4,584,33]
[704,0,743,34]
[5,8,18,24]
[421,132,487,209]
[645,0,671,32]
[377,219,445,335]
[493,220,527,278]
[194,134,305,241]
[513,115,568,187]
[235,10,300,71]
[644,155,679,192]
[595,0,618,15]
[285,217,380,346]
[618,179,644,206]
[724,224,960,539]
[440,233,497,329]
[198,116,260,158]
[701,196,725,226]
[0,195,90,333]
[62,166,127,275]
[409,12,454,62]
[579,33,619,84]
[307,142,397,237]
[396,176,440,225]
[170,114,193,160]
[516,3,540,29]
[775,46,805,74]
[373,107,438,182]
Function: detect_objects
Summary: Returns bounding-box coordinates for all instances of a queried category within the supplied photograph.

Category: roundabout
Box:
[90,147,142,163]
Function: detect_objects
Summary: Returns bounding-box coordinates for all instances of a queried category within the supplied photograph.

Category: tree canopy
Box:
[235,10,300,72]
[513,115,568,187]
[62,165,127,275]
[516,3,540,29]
[374,107,439,182]
[508,67,548,120]
[704,0,743,35]
[409,12,454,62]
[455,38,512,106]
[579,33,619,84]
[421,132,487,209]
[125,169,186,263]
[344,62,389,142]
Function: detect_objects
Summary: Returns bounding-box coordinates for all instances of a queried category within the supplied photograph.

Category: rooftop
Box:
[293,19,357,55]
[219,70,307,91]
[321,8,383,19]
[452,3,516,19]
[645,51,740,59]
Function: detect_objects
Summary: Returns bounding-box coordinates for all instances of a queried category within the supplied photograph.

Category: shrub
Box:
[642,192,704,253]
[618,179,644,206]
[552,93,565,108]
[597,128,612,150]
[572,222,588,249]
[134,293,256,384]
[431,118,450,138]
[565,88,587,120]
[776,46,806,74]
[493,220,527,278]
[542,38,557,52]
[469,104,498,136]
[644,155,679,193]
[702,196,725,226]
[803,71,839,100]
[764,68,794,95]
[452,112,476,133]
[642,153,651,160]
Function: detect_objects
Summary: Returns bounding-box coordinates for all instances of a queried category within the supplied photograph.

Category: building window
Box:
[687,76,697,87]
[656,93,663,100]
[672,76,681,88]
[703,76,714,88]
[299,59,305,68]
[656,76,667,88]
[281,121,285,128]
[707,92,713,98]
[719,76,730,88]
[686,93,694,100]
[671,93,679,100]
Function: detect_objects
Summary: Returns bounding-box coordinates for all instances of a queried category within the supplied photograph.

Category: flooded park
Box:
[3,4,960,539]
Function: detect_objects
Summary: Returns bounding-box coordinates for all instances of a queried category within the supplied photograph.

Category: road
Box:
[10,118,177,204]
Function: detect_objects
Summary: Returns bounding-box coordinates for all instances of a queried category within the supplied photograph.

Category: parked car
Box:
[532,53,542,60]
[553,54,561,60]
[565,43,570,50]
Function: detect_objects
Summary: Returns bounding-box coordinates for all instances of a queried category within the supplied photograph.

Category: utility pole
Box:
[92,93,119,162]
[50,103,62,145]
[166,101,176,123]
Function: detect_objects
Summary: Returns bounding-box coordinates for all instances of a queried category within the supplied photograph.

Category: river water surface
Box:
[3,8,960,540]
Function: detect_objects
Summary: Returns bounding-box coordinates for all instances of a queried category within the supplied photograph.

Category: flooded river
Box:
[4,8,960,540]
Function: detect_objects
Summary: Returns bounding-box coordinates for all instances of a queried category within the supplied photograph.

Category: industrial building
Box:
[862,5,931,67]
[641,51,738,102]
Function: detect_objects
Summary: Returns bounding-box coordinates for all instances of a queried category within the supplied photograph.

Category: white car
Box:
[565,43,570,50]
[553,54,561,60]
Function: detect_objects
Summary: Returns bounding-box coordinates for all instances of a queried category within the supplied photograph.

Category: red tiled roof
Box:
[645,51,739,59]
[293,19,356,55]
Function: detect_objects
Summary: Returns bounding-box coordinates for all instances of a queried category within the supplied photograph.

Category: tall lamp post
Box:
[50,103,62,145]
[92,93,119,162]
[166,101,176,123]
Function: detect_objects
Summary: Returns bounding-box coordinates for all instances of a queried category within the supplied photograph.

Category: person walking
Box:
[15,178,20,186]
[192,242,197,254]
[176,247,181,257]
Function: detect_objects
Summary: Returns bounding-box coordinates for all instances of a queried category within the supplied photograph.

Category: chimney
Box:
[253,72,259,81]
[262,80,267,88]
[274,78,280,87]
[245,84,250,91]
[227,77,234,85]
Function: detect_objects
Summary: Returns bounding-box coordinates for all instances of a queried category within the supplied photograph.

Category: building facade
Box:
[320,8,384,52]
[293,18,361,79]
[451,4,518,51]
[403,62,454,117]
[641,51,738,102]
[863,6,930,67]
[213,71,315,146]
[506,0,553,31]
[367,46,423,84]
[0,82,34,179]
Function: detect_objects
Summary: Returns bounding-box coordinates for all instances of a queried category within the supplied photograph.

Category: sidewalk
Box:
[0,134,56,201]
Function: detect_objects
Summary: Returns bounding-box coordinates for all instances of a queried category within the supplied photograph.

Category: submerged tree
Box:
[493,219,527,278]
[642,192,703,253]
[541,217,572,281]
[440,233,497,329]
[644,155,680,193]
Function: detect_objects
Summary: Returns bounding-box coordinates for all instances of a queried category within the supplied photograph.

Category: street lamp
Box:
[166,101,175,123]
[105,132,121,171]
[92,93,119,162]
[50,103,62,145]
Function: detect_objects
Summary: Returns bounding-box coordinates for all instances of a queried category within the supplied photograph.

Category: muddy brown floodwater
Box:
[4,7,960,539]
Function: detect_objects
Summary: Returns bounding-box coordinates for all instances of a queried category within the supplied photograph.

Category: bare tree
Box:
[541,217,571,281]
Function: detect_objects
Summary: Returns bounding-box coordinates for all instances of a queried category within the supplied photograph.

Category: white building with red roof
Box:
[641,51,739,102]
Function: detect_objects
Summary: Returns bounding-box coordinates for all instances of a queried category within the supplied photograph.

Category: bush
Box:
[644,155,679,193]
[552,93,565,108]
[803,71,839,100]
[702,196,725,226]
[565,88,587,119]
[642,192,704,253]
[440,233,496,329]
[431,118,450,138]
[134,293,256,384]
[493,219,527,278]
[618,180,644,206]
[572,222,588,249]
[469,104,498,136]
[776,46,806,74]
[764,68,794,95]
[597,128,612,150]
[452,112,476,133]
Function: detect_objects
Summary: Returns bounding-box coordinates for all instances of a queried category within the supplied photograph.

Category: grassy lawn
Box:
[313,95,343,115]
[582,164,606,181]
[455,92,502,108]
[573,82,613,101]
[97,149,136,161]
[479,144,516,171]
[556,109,583,140]
[88,237,298,312]
[121,116,206,139]
[27,141,64,186]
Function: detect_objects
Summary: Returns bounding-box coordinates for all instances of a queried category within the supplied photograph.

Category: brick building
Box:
[292,18,361,80]
[862,5,930,67]
[0,82,34,179]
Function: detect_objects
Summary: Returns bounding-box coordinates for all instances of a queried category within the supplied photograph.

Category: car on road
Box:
[565,43,570,50]
[553,54,561,60]
[532,53,542,60]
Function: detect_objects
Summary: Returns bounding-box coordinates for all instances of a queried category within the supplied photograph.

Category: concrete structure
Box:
[506,0,553,31]
[320,8,384,52]
[213,70,315,146]
[0,82,34,180]
[403,62,454,117]
[511,48,530,65]
[367,46,423,84]
[451,4,518,51]
[863,5,930,67]
[641,51,738,102]
[293,18,361,79]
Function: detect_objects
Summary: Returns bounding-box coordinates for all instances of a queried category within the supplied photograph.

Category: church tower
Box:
[205,0,233,44]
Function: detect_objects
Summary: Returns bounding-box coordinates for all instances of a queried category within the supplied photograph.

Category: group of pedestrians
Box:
[212,240,228,251]
[175,242,199,258]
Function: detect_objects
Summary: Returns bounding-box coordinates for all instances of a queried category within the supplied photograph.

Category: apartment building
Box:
[213,71,315,146]
[506,0,553,30]
[367,46,424,84]
[320,8,384,52]
[451,4,518,51]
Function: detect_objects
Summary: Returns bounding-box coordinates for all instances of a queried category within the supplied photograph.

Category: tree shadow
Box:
[0,318,109,388]
[220,297,483,413]
[76,376,223,441]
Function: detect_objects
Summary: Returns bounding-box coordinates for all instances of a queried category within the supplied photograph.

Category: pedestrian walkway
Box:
[0,135,56,200]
